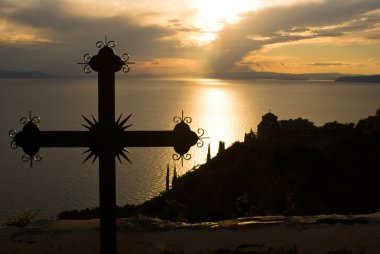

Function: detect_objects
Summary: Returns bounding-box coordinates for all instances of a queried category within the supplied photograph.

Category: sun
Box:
[191,0,261,31]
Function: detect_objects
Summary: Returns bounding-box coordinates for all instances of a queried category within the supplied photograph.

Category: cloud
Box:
[305,62,352,66]
[167,19,203,33]
[209,0,380,72]
[0,0,380,75]
[0,0,201,74]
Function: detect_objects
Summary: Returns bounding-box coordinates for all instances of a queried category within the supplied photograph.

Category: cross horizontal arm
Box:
[122,131,194,147]
[36,131,186,148]
[14,129,198,149]
[39,131,89,147]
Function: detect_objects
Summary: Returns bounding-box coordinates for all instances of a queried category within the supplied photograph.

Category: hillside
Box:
[59,111,380,222]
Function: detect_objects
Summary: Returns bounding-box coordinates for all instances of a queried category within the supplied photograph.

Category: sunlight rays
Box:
[192,0,260,30]
[190,0,261,43]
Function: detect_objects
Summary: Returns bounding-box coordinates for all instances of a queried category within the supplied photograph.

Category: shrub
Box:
[1,210,39,227]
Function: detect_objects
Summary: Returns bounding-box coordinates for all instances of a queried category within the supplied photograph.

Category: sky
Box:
[0,0,379,75]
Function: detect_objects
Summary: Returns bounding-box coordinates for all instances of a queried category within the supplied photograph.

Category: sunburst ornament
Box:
[81,114,133,164]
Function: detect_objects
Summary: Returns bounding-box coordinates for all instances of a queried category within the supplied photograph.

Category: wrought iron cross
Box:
[9,38,206,254]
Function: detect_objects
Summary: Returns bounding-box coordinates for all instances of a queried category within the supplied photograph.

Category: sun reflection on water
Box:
[191,79,244,158]
[194,78,227,86]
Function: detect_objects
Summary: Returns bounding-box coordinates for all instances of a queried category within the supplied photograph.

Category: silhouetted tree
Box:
[218,141,225,154]
[172,166,177,188]
[166,164,170,192]
[206,143,211,162]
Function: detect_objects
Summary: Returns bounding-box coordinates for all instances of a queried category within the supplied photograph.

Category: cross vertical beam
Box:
[98,70,115,123]
[99,151,116,253]
[98,69,117,253]
[88,41,125,254]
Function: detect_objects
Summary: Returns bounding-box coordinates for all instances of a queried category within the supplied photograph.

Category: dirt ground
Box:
[1,213,379,253]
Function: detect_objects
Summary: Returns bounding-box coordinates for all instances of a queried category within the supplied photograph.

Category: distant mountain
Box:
[0,70,58,78]
[209,71,349,81]
[1,69,367,81]
[124,71,347,81]
[335,75,380,83]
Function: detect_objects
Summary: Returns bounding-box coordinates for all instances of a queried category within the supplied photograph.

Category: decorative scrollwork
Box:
[84,53,92,62]
[11,140,18,149]
[9,130,18,149]
[22,154,30,162]
[84,65,92,73]
[107,40,116,48]
[122,65,130,73]
[78,53,92,73]
[172,153,192,166]
[197,139,204,148]
[197,128,205,137]
[34,154,42,162]
[9,130,17,138]
[122,53,130,62]
[20,117,28,124]
[196,128,209,148]
[22,154,42,167]
[79,38,135,74]
[32,117,40,124]
[122,53,135,73]
[96,40,105,48]
[20,111,40,125]
[173,111,192,124]
[96,36,116,48]
[197,129,204,147]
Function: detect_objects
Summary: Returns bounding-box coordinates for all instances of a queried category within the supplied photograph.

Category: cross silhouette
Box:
[9,38,206,254]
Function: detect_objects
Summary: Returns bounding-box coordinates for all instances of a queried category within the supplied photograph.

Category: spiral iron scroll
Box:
[197,128,208,148]
[77,53,92,73]
[122,53,135,73]
[22,154,42,167]
[173,110,192,124]
[172,153,191,167]
[9,130,17,149]
[96,36,116,49]
[20,111,40,125]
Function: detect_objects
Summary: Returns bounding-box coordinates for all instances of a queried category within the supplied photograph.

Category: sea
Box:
[0,77,379,219]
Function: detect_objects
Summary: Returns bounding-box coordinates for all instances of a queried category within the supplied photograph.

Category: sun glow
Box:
[192,0,261,31]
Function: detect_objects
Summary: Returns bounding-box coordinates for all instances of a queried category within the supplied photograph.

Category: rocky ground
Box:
[1,212,380,253]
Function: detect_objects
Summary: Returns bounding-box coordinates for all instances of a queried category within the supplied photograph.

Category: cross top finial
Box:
[78,37,135,73]
[90,47,124,72]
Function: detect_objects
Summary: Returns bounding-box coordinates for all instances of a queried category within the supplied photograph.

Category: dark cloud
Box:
[0,0,189,74]
[209,0,380,72]
[6,1,83,32]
